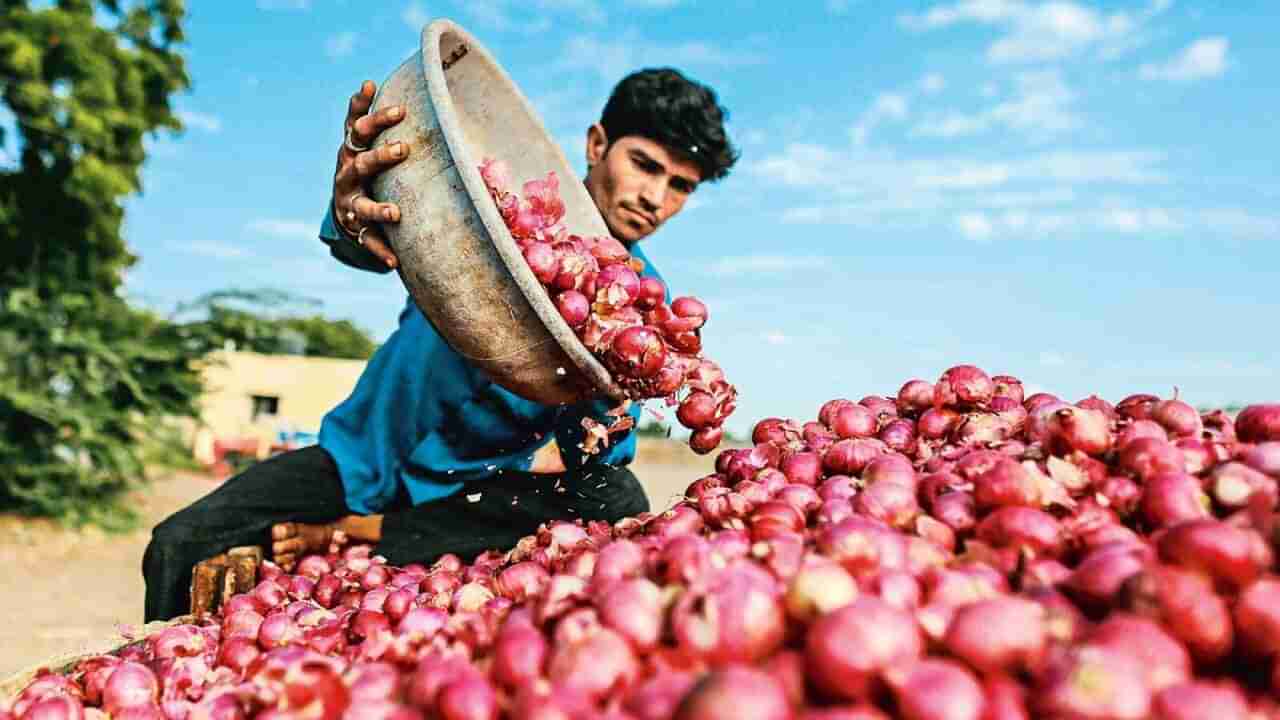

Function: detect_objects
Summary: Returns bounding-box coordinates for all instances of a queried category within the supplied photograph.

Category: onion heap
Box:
[8,367,1280,719]
[478,159,736,454]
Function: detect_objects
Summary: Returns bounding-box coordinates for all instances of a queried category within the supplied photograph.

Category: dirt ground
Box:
[0,438,721,680]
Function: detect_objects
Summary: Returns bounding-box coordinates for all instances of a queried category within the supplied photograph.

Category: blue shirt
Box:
[316,208,660,514]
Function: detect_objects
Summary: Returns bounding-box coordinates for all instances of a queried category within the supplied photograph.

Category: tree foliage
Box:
[175,289,378,360]
[0,0,197,526]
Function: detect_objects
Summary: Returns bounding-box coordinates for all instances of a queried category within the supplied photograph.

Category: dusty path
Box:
[0,439,719,679]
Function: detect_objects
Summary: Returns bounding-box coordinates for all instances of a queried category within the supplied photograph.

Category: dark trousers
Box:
[142,445,650,621]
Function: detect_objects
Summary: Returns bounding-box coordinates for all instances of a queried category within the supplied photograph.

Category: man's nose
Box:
[638,178,666,213]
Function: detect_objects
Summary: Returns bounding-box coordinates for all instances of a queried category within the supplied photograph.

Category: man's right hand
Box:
[333,80,410,270]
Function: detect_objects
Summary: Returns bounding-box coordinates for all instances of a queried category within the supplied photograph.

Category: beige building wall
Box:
[196,350,367,446]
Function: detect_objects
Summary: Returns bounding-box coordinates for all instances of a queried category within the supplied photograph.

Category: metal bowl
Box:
[367,18,624,405]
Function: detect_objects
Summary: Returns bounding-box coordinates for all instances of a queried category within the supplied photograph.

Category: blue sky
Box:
[89,1,1280,433]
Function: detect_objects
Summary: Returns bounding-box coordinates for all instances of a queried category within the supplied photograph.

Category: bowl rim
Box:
[418,18,627,404]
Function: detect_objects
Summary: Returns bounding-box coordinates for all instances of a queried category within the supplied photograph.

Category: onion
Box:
[992,375,1025,404]
[1116,393,1160,420]
[822,438,886,476]
[1156,519,1267,590]
[554,290,590,328]
[1120,565,1233,664]
[853,481,918,529]
[931,492,976,533]
[634,276,666,311]
[1034,644,1152,720]
[897,380,935,415]
[1238,441,1280,477]
[831,404,877,439]
[397,607,447,642]
[917,408,959,439]
[1209,461,1276,509]
[673,666,791,720]
[1141,472,1211,528]
[496,562,551,603]
[598,578,664,651]
[1047,406,1112,456]
[1089,614,1192,691]
[886,659,985,720]
[677,392,719,430]
[1150,682,1250,720]
[785,559,858,622]
[973,458,1040,509]
[102,663,159,715]
[1118,438,1185,480]
[944,597,1046,675]
[436,675,498,720]
[1234,578,1280,657]
[976,506,1063,557]
[1152,397,1203,438]
[624,671,698,720]
[607,326,666,380]
[934,365,994,409]
[689,426,725,455]
[547,627,639,701]
[671,562,785,663]
[805,597,922,702]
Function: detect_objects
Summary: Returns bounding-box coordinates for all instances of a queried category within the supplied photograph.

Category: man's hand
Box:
[333,80,410,270]
[531,438,567,474]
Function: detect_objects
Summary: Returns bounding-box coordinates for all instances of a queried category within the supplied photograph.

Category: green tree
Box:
[175,289,378,360]
[0,1,198,527]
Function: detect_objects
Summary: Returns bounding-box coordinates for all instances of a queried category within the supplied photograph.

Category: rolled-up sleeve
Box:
[320,203,394,274]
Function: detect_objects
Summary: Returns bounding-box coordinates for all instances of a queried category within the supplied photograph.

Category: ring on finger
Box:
[345,190,365,226]
[357,225,372,246]
[344,124,370,153]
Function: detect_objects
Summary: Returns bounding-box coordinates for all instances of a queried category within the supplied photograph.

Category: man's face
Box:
[582,125,703,244]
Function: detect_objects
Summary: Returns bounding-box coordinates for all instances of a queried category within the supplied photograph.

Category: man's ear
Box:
[585,123,608,169]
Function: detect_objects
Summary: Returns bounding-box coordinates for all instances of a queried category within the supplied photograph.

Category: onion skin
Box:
[981,675,1029,720]
[804,598,922,702]
[1149,682,1250,720]
[1235,404,1280,443]
[1089,614,1192,691]
[1034,644,1152,720]
[943,597,1047,676]
[1233,578,1280,657]
[887,659,986,720]
[1120,565,1234,665]
[976,507,1063,557]
[673,666,792,720]
[1141,472,1211,528]
[1156,519,1268,591]
[935,365,994,409]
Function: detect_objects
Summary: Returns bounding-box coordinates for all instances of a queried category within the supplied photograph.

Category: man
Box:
[142,68,738,621]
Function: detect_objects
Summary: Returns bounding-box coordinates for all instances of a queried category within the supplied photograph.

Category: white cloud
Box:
[899,0,1171,64]
[403,2,431,31]
[556,34,763,81]
[247,218,317,241]
[920,73,946,94]
[1194,208,1280,238]
[706,255,832,277]
[1099,207,1180,232]
[174,242,250,260]
[177,110,222,133]
[256,0,308,9]
[955,212,994,241]
[763,331,790,346]
[1140,37,1230,82]
[326,32,357,59]
[459,0,606,31]
[913,69,1080,139]
[851,93,909,145]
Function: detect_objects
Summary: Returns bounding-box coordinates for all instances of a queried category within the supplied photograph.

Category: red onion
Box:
[934,365,994,409]
[831,404,877,439]
[1234,578,1280,658]
[598,578,664,651]
[976,506,1063,557]
[624,671,698,720]
[944,597,1046,675]
[1121,565,1233,664]
[1141,471,1211,528]
[822,438,885,476]
[1156,518,1267,590]
[677,392,719,430]
[1117,419,1169,447]
[1047,406,1112,456]
[547,628,639,700]
[1089,614,1192,691]
[1116,393,1160,420]
[917,407,959,439]
[897,380,935,415]
[673,666,792,720]
[554,290,590,328]
[102,663,159,715]
[672,562,785,663]
[991,375,1025,404]
[689,426,725,455]
[1150,682,1250,720]
[931,492,977,533]
[785,558,858,622]
[886,659,985,720]
[607,326,666,380]
[1239,441,1280,477]
[805,597,922,702]
[1035,644,1152,720]
[853,481,918,529]
[1152,397,1203,438]
[1210,461,1276,509]
[397,607,447,642]
[972,458,1040,509]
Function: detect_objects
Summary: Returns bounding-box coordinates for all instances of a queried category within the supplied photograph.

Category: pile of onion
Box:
[479,159,736,454]
[9,365,1280,720]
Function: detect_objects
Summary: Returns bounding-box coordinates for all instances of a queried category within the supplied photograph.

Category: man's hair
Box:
[599,68,739,183]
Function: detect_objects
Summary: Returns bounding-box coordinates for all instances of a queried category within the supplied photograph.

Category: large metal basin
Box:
[367,19,624,405]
